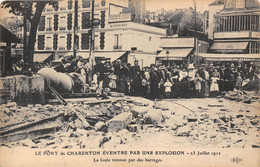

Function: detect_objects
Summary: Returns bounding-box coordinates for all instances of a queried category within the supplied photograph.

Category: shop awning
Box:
[156,48,193,60]
[198,53,260,62]
[0,24,22,43]
[81,51,127,62]
[34,53,53,62]
[210,42,248,50]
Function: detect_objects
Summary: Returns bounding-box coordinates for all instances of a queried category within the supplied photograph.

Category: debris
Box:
[144,109,163,124]
[95,121,106,131]
[208,104,224,107]
[107,112,133,132]
[6,102,17,108]
[130,106,150,117]
[72,107,91,129]
[127,124,138,132]
[187,117,197,122]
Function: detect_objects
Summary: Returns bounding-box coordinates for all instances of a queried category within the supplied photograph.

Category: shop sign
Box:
[160,38,194,48]
[207,57,259,61]
[109,23,128,28]
[214,31,250,39]
[109,13,131,23]
[216,49,244,53]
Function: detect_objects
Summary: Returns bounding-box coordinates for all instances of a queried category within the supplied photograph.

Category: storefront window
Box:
[215,15,259,32]
[251,42,260,54]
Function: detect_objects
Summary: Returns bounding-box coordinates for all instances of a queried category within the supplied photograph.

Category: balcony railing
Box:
[113,45,122,50]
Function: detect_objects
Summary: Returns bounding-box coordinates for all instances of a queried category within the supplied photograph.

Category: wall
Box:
[103,29,162,53]
[0,75,45,105]
[208,4,224,40]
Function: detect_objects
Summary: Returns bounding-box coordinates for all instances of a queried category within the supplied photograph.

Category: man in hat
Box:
[130,60,142,96]
[248,62,256,80]
[170,66,180,98]
[150,64,161,99]
[242,64,249,80]
[208,64,214,77]
[237,61,243,75]
[224,63,234,91]
[219,65,226,92]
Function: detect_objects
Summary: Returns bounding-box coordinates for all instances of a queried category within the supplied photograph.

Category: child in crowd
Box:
[194,73,203,98]
[164,78,173,98]
[235,72,243,91]
[210,73,220,97]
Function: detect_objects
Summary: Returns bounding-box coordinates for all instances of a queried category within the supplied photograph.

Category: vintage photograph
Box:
[0,0,259,166]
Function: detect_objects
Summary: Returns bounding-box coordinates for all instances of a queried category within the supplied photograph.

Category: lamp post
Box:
[73,0,78,58]
[166,50,169,67]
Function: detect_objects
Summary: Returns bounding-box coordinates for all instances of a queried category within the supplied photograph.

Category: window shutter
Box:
[54,14,59,31]
[81,33,90,50]
[38,16,45,31]
[82,0,91,8]
[67,34,72,50]
[101,11,105,28]
[100,32,105,50]
[38,35,45,50]
[67,13,72,30]
[68,0,73,9]
[53,34,58,50]
[54,3,58,11]
[82,12,91,29]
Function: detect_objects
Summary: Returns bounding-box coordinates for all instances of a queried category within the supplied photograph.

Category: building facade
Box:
[34,0,165,67]
[201,0,260,64]
[156,36,209,66]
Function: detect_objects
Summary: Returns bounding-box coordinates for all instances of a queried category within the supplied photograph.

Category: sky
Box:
[146,0,216,12]
[0,0,217,19]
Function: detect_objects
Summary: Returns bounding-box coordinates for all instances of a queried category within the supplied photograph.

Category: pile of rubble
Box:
[225,90,259,104]
[0,97,168,148]
[1,97,259,149]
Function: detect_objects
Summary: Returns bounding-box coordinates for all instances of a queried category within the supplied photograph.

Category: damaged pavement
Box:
[0,92,259,149]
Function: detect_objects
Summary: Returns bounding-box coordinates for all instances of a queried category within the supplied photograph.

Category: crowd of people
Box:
[51,55,258,99]
[8,55,259,99]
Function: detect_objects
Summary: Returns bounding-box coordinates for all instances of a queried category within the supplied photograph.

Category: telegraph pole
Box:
[73,0,78,58]
[89,0,95,69]
[194,0,197,31]
[23,11,27,63]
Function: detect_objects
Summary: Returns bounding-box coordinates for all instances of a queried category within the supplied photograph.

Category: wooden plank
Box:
[72,108,91,129]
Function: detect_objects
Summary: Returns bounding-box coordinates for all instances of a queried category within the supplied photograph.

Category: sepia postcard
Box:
[0,0,259,166]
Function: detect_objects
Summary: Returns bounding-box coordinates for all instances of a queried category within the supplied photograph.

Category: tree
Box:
[1,1,57,67]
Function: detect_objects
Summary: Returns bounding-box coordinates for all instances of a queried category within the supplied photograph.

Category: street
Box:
[1,95,259,149]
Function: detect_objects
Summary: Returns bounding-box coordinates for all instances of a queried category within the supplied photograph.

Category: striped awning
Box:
[210,42,248,50]
[157,48,193,60]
